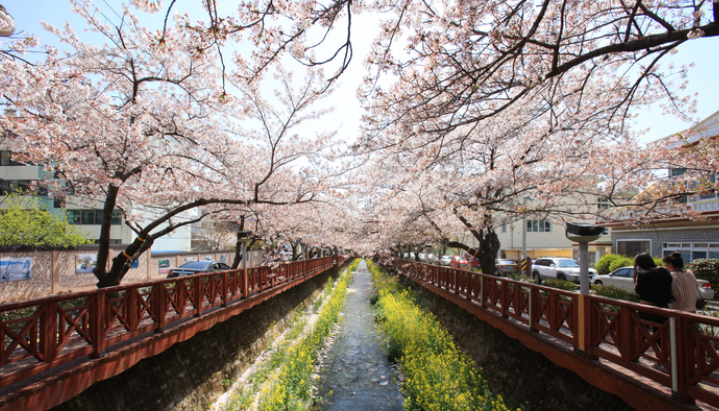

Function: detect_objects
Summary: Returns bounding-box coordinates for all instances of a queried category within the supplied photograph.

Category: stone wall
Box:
[49,265,340,411]
[407,277,632,411]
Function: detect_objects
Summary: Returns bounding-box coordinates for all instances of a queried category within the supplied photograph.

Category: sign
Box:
[1,257,32,281]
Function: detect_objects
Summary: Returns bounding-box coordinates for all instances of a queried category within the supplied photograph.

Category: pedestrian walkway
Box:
[313,260,404,410]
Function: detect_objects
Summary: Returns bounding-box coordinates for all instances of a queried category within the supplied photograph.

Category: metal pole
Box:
[521,197,527,260]
[242,242,248,270]
[579,242,589,295]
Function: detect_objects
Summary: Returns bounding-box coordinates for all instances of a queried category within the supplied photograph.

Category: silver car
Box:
[592,266,715,300]
[441,255,452,266]
[532,257,597,284]
[495,259,519,276]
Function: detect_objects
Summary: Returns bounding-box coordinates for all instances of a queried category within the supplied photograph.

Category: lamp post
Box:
[237,231,252,269]
[0,5,15,37]
[565,222,604,295]
[237,230,252,294]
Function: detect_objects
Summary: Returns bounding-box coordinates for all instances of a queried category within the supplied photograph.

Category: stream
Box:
[312,260,404,411]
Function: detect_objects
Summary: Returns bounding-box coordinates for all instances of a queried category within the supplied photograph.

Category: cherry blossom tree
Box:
[352,1,719,270]
[1,1,337,287]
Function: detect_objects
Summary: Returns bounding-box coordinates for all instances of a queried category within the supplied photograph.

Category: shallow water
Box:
[313,260,404,411]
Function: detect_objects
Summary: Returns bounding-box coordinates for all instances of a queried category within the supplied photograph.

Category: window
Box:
[527,220,551,232]
[698,173,717,200]
[616,240,650,256]
[53,196,64,208]
[111,210,122,225]
[94,239,120,244]
[597,198,609,210]
[81,210,95,224]
[502,222,507,233]
[66,209,122,225]
[614,268,633,278]
[662,242,719,263]
[67,210,80,224]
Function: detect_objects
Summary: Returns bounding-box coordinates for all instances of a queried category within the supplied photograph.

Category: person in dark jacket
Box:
[634,253,673,324]
[633,253,673,371]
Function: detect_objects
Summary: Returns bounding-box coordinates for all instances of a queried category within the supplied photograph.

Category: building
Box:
[497,214,611,265]
[1,149,192,252]
[605,109,719,262]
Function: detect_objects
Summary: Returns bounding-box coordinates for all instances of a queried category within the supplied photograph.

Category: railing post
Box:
[528,288,537,333]
[466,273,472,301]
[221,272,228,307]
[90,289,105,359]
[154,284,167,333]
[40,300,58,363]
[670,316,693,404]
[619,305,633,363]
[126,288,138,332]
[244,268,249,298]
[479,274,485,308]
[500,279,509,318]
[194,277,203,317]
[571,294,597,359]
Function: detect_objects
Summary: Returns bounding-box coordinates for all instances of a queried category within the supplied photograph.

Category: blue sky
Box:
[4,0,719,144]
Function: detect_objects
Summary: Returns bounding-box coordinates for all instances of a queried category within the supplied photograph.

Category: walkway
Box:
[314,260,404,410]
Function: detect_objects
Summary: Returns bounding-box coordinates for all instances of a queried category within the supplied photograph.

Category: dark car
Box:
[167,260,231,278]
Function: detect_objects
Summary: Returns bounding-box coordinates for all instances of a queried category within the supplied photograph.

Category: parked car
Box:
[592,266,715,300]
[449,255,468,269]
[167,260,231,278]
[426,254,439,264]
[441,255,452,266]
[532,257,597,284]
[495,259,519,276]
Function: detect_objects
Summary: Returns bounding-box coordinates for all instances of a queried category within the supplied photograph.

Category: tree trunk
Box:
[94,184,120,288]
[445,231,501,275]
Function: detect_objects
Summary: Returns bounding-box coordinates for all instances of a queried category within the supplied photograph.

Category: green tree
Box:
[0,192,90,248]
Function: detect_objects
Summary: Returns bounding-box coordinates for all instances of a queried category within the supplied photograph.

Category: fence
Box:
[0,256,344,389]
[390,259,719,408]
[0,247,265,302]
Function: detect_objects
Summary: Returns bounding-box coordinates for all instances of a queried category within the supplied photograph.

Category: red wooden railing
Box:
[0,256,345,388]
[390,259,719,408]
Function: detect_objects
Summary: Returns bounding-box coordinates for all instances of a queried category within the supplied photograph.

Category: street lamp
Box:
[566,222,605,295]
[237,231,252,270]
[0,5,15,37]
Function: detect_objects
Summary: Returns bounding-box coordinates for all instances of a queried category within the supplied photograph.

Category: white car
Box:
[532,257,597,284]
[593,266,715,300]
[441,255,452,266]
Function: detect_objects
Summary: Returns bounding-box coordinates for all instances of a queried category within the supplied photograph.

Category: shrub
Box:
[541,278,579,292]
[592,284,640,303]
[596,254,623,274]
[688,259,719,290]
[507,272,533,283]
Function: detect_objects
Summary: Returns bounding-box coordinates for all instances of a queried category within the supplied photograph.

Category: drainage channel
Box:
[312,259,404,411]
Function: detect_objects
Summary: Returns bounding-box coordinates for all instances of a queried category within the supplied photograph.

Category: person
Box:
[664,252,700,313]
[634,253,673,322]
[634,253,673,371]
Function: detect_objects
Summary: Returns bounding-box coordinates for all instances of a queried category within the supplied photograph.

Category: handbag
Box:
[696,297,707,310]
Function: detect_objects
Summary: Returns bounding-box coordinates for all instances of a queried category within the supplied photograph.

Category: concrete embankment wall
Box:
[402,276,633,411]
[49,265,341,411]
